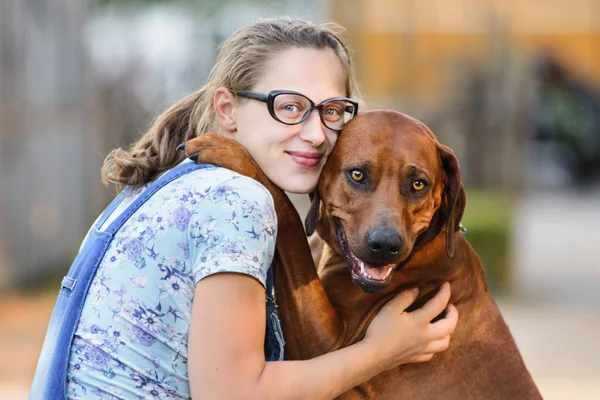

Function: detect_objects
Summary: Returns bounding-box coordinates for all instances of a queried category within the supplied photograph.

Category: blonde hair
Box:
[101,17,359,189]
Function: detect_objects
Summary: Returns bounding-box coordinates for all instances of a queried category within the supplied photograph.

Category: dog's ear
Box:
[437,143,467,259]
[304,189,321,236]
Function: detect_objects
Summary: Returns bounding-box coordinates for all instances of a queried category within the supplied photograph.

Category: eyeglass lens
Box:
[272,93,355,130]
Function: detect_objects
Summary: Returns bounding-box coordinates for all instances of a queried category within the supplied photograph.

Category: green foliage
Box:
[461,189,515,294]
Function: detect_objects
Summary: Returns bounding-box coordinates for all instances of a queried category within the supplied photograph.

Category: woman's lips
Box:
[286,151,323,168]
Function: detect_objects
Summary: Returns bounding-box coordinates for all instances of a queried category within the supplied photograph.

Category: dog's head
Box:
[306,110,466,293]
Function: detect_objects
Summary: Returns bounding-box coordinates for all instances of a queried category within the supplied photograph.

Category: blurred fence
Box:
[0,0,100,290]
[1,0,599,293]
[331,0,600,189]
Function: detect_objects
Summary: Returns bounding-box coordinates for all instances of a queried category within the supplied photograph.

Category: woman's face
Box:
[229,47,347,194]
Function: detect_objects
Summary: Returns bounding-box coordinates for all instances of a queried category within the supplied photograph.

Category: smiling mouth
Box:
[286,151,324,168]
[334,219,396,293]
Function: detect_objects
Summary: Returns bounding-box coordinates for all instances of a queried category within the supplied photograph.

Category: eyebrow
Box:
[407,165,430,180]
[357,160,373,172]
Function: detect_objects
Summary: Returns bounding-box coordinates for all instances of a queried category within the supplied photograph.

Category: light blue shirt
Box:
[66,161,277,399]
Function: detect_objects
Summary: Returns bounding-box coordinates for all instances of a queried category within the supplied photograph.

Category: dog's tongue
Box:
[363,262,395,280]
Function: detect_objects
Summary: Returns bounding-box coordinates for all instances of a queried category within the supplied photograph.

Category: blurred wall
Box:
[0,0,598,292]
[330,0,600,100]
[328,0,600,190]
[0,0,105,290]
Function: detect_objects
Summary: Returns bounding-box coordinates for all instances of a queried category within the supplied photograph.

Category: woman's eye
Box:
[350,169,364,182]
[412,180,426,191]
[323,106,342,120]
[283,104,299,112]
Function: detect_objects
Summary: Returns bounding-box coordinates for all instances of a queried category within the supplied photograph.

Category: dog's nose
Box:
[366,228,403,261]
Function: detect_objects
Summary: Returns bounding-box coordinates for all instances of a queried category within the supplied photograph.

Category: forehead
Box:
[253,47,347,102]
[333,111,440,168]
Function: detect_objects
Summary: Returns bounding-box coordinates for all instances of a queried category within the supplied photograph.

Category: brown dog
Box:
[182,115,541,399]
[305,110,542,399]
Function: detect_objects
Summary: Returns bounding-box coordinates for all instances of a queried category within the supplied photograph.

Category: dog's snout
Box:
[366,228,403,261]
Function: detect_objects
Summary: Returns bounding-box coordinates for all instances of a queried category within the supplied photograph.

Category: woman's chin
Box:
[280,182,317,194]
[272,175,318,194]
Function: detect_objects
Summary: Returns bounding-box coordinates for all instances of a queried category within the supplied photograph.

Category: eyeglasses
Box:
[235,90,358,132]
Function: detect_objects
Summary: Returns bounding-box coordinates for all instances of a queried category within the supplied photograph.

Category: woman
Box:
[30,18,458,399]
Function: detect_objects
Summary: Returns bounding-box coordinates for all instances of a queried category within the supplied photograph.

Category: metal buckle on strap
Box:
[60,276,77,296]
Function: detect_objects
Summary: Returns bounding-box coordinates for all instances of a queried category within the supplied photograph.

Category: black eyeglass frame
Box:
[235,89,359,132]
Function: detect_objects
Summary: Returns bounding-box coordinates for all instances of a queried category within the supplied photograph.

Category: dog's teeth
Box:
[359,261,366,274]
[384,265,394,278]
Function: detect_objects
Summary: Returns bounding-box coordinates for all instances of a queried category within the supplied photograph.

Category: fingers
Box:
[424,336,451,354]
[409,333,453,365]
[411,353,434,363]
[388,288,419,311]
[443,304,459,329]
[413,282,451,321]
[428,304,459,339]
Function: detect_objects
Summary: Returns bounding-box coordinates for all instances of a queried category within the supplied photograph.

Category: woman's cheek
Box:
[325,131,339,155]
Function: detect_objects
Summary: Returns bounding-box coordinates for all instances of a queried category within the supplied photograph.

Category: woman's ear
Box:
[213,87,237,134]
[437,143,466,259]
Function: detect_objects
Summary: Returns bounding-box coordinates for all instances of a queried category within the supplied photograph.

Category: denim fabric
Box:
[264,263,285,362]
[29,161,284,399]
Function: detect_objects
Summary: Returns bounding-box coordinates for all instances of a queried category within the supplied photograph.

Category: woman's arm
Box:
[189,274,457,400]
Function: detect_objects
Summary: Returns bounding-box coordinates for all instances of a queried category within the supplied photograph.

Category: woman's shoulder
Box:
[178,161,275,207]
[182,164,278,287]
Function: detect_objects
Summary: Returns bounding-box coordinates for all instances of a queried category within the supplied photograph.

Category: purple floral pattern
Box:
[66,163,277,399]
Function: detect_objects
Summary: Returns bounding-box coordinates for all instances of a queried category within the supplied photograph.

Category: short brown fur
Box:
[306,110,541,399]
[184,109,541,398]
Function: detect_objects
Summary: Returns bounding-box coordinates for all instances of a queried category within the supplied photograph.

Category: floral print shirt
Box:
[66,161,277,399]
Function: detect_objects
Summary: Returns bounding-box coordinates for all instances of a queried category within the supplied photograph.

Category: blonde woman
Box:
[30,18,458,399]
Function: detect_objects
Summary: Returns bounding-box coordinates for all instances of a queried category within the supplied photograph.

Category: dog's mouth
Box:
[335,219,396,293]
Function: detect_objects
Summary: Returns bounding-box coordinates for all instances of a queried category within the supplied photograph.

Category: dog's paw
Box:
[181,132,261,178]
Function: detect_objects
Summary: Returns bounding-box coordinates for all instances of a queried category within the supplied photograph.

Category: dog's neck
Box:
[318,229,488,346]
[184,133,344,359]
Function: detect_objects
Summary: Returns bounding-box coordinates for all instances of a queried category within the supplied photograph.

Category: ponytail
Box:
[101,86,214,189]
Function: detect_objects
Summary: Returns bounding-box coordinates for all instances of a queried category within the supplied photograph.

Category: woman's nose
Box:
[298,110,327,146]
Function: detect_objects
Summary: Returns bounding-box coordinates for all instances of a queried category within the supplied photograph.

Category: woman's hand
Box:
[363,282,458,371]
[190,276,458,400]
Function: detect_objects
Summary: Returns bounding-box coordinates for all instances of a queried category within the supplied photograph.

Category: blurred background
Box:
[1,0,599,398]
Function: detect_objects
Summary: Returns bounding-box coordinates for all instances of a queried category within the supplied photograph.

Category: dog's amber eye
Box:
[412,180,426,191]
[350,169,364,182]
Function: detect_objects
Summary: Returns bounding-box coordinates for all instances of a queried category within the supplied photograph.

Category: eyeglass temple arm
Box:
[237,90,268,102]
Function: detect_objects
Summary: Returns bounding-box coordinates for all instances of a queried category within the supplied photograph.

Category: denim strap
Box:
[102,161,214,235]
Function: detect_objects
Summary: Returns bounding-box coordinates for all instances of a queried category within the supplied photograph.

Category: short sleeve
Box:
[188,175,278,287]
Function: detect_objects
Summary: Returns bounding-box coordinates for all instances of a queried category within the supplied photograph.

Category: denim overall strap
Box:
[102,161,212,235]
[94,186,132,230]
[264,262,285,361]
[29,161,212,400]
[93,186,132,231]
